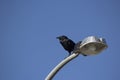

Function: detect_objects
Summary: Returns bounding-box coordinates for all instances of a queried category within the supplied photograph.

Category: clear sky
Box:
[0,0,120,80]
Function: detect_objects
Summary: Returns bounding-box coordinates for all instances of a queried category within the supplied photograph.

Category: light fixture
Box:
[73,36,108,55]
[45,36,108,80]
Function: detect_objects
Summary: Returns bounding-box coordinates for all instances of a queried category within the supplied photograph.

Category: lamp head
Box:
[73,36,108,55]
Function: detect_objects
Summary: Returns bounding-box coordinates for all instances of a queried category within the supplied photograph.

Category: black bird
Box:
[57,35,75,56]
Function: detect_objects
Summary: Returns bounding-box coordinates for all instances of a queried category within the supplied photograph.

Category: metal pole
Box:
[45,53,79,80]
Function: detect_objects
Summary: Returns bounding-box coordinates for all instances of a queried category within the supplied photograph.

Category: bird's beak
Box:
[56,37,60,39]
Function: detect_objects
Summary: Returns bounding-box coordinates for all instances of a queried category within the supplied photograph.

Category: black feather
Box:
[57,35,75,56]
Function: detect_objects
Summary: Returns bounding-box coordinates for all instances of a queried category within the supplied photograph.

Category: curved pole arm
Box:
[45,53,79,80]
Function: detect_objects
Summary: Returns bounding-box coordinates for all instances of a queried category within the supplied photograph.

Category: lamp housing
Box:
[73,36,108,55]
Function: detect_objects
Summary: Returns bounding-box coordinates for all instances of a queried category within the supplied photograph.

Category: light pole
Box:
[45,36,108,80]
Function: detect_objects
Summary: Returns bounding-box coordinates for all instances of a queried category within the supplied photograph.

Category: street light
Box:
[73,36,108,55]
[45,36,108,80]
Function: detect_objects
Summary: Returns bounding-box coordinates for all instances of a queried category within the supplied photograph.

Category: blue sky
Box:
[0,0,120,80]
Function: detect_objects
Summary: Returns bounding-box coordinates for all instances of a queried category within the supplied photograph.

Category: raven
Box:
[57,35,75,56]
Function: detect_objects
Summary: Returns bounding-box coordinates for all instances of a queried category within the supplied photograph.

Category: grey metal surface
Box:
[73,36,108,55]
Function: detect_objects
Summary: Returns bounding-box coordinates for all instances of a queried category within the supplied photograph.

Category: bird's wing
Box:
[67,39,75,45]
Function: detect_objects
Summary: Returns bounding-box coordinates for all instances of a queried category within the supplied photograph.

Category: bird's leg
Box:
[68,52,72,56]
[64,52,71,59]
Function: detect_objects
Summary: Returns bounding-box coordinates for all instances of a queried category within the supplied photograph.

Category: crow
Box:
[56,35,75,56]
